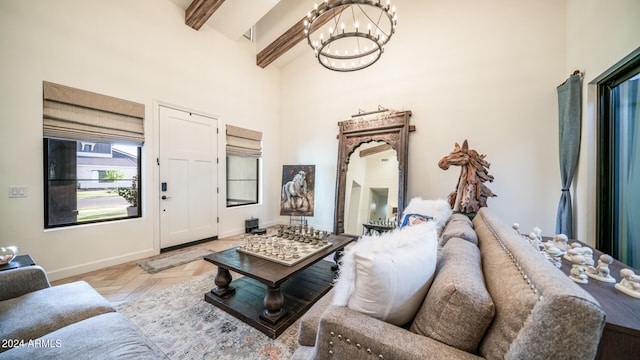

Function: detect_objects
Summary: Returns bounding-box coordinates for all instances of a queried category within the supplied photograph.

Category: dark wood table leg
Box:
[259,285,287,324]
[210,267,236,297]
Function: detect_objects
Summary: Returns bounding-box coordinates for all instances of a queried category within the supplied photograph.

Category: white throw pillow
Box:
[332,221,438,325]
[401,197,452,233]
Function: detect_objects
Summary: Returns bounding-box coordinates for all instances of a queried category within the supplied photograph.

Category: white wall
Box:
[566,0,640,246]
[0,0,281,280]
[280,0,568,234]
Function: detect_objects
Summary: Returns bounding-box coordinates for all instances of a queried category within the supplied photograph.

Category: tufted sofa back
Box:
[473,208,606,360]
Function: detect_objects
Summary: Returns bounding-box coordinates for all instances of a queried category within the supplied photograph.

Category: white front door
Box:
[159,106,218,249]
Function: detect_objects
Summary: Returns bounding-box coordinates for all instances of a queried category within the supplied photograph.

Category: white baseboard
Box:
[47,248,157,281]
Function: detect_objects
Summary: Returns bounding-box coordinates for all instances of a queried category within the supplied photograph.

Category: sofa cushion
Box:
[440,214,478,246]
[410,237,494,353]
[0,312,163,359]
[332,221,438,326]
[0,281,115,350]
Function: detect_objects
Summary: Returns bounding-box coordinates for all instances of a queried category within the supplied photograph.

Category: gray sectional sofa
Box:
[0,266,164,359]
[292,207,607,360]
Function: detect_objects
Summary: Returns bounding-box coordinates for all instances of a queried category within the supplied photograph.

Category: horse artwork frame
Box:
[438,140,497,214]
[280,165,315,216]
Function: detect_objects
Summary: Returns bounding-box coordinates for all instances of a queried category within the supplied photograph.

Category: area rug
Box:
[116,272,300,360]
[138,248,214,274]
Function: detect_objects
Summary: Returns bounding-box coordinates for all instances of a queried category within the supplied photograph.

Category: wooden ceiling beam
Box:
[359,144,393,158]
[257,0,343,68]
[185,0,225,30]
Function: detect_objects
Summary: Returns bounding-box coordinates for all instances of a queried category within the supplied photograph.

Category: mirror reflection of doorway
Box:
[343,140,399,235]
[345,181,361,234]
[369,188,389,222]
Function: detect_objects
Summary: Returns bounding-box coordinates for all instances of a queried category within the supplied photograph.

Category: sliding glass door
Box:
[597,54,640,269]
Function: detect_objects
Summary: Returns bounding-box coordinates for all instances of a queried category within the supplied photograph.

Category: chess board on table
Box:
[236,236,333,266]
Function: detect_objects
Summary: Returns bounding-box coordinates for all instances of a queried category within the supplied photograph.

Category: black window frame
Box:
[44,138,142,229]
[596,51,640,260]
[225,154,259,207]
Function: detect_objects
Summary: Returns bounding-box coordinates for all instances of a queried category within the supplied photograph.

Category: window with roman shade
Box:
[226,125,262,207]
[43,81,144,228]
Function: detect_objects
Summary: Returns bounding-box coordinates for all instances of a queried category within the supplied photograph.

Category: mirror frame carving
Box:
[334,110,412,234]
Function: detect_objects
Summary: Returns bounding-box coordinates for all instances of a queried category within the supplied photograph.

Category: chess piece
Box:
[586,254,616,283]
[615,269,640,299]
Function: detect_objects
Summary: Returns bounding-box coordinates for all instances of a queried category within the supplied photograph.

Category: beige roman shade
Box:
[43,81,145,145]
[226,125,262,157]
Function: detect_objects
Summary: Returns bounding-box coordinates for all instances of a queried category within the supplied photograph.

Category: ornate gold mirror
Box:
[334,110,413,235]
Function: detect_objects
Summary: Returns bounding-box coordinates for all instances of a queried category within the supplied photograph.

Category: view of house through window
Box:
[45,139,141,228]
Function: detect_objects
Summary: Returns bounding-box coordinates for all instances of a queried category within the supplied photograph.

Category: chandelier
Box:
[304,0,398,72]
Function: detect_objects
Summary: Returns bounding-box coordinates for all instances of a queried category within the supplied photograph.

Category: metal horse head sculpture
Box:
[438,140,496,213]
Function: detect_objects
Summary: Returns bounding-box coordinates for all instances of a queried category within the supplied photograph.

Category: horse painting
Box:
[280,165,315,216]
[438,140,496,213]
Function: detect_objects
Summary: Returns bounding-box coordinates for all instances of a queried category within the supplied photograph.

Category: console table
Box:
[556,240,640,359]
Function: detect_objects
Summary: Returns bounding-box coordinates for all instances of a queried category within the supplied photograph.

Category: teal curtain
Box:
[556,74,581,238]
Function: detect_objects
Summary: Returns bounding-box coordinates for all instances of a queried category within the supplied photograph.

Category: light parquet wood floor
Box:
[51,234,245,304]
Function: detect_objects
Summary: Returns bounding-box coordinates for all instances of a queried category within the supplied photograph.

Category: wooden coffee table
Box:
[204,234,355,338]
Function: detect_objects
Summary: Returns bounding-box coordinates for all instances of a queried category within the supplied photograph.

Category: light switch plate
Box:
[9,186,27,198]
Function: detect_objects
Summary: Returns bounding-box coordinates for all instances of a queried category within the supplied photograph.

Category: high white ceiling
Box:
[167,0,310,68]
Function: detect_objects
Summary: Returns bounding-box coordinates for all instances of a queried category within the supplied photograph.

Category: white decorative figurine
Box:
[569,255,588,284]
[586,254,616,283]
[582,247,595,267]
[615,269,640,299]
[542,242,563,268]
[552,234,569,254]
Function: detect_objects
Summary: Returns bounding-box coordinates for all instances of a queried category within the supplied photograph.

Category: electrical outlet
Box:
[9,186,27,198]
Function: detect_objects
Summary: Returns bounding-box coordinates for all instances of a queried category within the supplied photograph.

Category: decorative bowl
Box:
[0,246,19,265]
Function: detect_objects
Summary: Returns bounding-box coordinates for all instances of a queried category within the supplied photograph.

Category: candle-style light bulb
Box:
[341,23,345,33]
[329,26,333,34]
[355,21,359,31]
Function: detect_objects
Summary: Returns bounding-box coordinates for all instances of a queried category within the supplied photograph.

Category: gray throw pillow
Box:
[410,237,494,353]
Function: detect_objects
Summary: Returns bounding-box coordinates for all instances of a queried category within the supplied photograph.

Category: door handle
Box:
[161,195,172,200]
